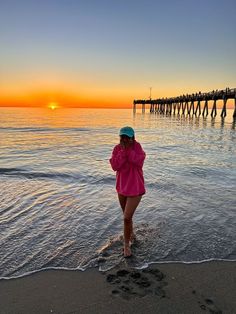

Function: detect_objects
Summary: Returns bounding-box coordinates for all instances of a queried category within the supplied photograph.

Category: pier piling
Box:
[195,100,201,116]
[221,98,227,118]
[211,99,217,118]
[202,100,208,117]
[191,100,195,115]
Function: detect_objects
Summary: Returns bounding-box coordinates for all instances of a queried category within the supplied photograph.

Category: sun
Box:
[48,102,59,110]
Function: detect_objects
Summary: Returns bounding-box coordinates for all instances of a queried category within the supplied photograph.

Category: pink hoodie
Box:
[109,140,146,196]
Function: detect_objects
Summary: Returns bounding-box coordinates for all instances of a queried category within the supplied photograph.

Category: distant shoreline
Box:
[0,106,235,109]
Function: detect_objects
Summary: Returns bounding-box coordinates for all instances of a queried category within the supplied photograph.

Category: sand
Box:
[0,261,235,314]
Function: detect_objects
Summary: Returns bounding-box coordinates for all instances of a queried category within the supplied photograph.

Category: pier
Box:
[133,88,236,119]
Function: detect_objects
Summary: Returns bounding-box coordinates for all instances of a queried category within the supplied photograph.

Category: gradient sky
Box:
[0,0,236,108]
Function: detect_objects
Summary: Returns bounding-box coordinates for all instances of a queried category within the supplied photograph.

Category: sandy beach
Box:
[0,261,235,314]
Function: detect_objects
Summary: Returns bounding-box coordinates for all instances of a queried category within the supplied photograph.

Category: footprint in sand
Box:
[195,293,223,314]
[106,267,168,300]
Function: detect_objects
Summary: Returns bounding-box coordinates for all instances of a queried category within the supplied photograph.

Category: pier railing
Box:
[133,88,236,118]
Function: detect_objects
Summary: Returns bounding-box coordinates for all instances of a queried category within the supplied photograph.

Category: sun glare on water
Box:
[48,102,59,110]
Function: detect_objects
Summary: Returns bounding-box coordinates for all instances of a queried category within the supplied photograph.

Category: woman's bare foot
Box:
[124,243,132,257]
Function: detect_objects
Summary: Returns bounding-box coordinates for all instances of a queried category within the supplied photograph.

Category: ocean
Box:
[0,107,235,279]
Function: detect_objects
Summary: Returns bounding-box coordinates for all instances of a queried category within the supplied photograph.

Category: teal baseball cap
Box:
[119,126,135,138]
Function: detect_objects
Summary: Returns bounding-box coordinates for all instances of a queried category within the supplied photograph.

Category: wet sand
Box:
[0,261,235,314]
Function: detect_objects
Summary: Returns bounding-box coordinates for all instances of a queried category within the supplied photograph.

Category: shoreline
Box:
[1,261,235,314]
[1,258,236,281]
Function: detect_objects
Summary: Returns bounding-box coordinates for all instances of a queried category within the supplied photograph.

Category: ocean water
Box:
[0,107,235,279]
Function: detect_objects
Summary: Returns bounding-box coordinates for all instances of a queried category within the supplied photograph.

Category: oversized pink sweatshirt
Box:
[109,140,146,196]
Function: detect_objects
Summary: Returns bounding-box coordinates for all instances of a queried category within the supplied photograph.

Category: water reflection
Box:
[134,109,236,130]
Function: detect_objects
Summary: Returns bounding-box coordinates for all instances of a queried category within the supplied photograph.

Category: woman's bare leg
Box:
[123,196,142,257]
[118,194,130,242]
[130,221,135,243]
[118,193,127,213]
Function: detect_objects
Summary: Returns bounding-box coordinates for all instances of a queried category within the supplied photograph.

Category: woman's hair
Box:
[121,134,135,140]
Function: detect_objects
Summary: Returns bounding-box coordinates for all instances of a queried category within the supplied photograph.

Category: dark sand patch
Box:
[106,267,168,299]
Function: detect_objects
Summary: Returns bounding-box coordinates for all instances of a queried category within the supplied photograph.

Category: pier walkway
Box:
[133,88,236,119]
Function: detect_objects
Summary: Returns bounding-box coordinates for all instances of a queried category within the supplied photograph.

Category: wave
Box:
[0,266,85,281]
[0,167,161,188]
[1,221,235,279]
[0,167,115,185]
[0,167,73,180]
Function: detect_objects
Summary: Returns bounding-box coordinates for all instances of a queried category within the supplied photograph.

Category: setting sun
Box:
[48,102,59,110]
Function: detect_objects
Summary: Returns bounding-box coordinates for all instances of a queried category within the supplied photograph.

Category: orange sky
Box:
[0,87,234,109]
[0,81,135,108]
[0,90,131,109]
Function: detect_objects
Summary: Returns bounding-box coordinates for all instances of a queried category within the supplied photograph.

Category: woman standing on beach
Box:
[109,126,146,257]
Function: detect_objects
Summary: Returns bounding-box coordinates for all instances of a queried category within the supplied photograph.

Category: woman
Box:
[109,126,146,257]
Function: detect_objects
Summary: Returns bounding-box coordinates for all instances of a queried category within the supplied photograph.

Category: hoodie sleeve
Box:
[127,142,146,167]
[109,145,127,171]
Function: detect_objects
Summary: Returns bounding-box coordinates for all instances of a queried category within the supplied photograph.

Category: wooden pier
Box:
[133,88,236,119]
